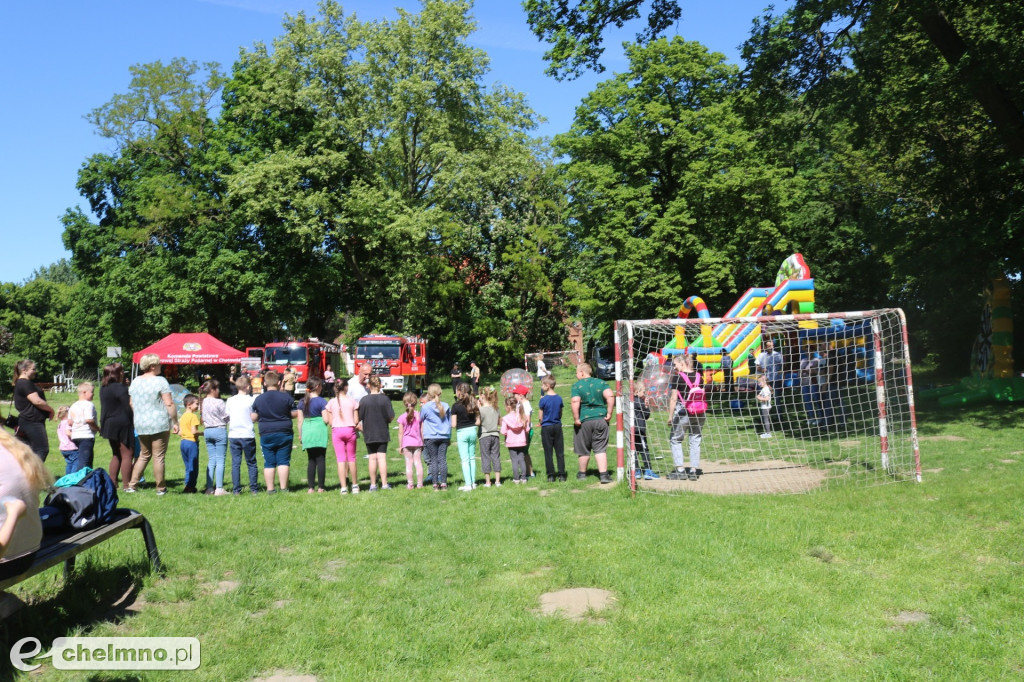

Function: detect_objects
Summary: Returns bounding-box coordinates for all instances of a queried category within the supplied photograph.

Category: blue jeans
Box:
[72,438,95,471]
[230,437,259,493]
[204,426,227,490]
[60,448,79,475]
[180,439,199,489]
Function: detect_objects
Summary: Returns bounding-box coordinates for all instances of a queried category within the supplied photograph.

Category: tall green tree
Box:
[222,0,567,368]
[555,37,808,338]
[742,0,1024,364]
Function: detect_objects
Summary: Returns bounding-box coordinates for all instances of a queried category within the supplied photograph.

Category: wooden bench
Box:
[0,509,163,593]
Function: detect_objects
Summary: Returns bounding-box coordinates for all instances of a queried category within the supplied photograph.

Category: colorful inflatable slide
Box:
[660,255,816,381]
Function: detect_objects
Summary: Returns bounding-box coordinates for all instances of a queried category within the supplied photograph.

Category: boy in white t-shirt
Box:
[756,375,772,439]
[226,376,260,494]
[69,382,99,469]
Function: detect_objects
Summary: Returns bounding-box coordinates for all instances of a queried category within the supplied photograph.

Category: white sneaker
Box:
[760,433,772,439]
[458,485,473,492]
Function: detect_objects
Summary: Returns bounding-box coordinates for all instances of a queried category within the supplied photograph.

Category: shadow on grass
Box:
[0,556,155,682]
[915,402,1024,432]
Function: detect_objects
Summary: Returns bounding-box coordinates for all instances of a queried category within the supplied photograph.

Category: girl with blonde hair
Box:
[0,429,54,578]
[419,383,451,490]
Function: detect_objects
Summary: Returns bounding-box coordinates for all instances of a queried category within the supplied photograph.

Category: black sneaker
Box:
[546,474,556,482]
[599,472,612,484]
[557,474,567,482]
[576,471,587,480]
[687,468,699,481]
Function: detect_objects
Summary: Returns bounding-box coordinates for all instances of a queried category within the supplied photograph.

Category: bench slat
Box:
[0,509,161,593]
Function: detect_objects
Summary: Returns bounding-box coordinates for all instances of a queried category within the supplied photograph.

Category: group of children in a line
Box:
[172,371,570,495]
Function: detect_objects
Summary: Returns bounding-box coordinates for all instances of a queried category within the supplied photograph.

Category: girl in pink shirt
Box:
[397,392,424,489]
[500,396,530,483]
[322,378,360,494]
[56,406,78,475]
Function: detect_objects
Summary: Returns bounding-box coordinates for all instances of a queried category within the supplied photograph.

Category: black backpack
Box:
[45,469,120,531]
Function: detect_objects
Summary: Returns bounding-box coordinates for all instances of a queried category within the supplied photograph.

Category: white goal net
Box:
[614,309,921,494]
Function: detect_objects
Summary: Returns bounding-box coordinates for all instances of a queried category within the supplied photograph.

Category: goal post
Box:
[614,309,921,494]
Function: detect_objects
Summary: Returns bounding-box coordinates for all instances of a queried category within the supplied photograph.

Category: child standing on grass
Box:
[226,376,259,495]
[179,395,202,493]
[357,376,394,491]
[300,377,329,493]
[633,384,658,479]
[756,374,773,439]
[420,383,451,491]
[324,378,359,494]
[512,384,535,477]
[451,382,480,491]
[477,388,501,487]
[398,392,424,489]
[201,379,229,496]
[56,406,78,475]
[69,382,99,470]
[538,376,566,482]
[501,395,530,483]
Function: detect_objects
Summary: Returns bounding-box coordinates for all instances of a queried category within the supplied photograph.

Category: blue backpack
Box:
[45,468,120,531]
[81,468,120,526]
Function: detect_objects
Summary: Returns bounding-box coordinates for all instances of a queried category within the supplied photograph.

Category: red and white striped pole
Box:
[614,321,628,487]
[896,309,922,482]
[871,317,890,472]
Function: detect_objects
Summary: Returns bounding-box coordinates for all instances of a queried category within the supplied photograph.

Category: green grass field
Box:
[3,379,1023,681]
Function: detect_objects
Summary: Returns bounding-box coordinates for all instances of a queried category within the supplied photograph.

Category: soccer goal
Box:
[524,350,582,384]
[614,309,921,494]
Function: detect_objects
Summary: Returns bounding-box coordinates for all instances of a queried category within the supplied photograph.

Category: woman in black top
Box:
[100,363,135,490]
[12,359,54,460]
[357,376,394,491]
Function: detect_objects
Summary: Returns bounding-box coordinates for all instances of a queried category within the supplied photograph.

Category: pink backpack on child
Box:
[680,372,707,416]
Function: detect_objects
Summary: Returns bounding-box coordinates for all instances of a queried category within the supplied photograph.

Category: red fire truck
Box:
[353,335,428,397]
[262,338,342,395]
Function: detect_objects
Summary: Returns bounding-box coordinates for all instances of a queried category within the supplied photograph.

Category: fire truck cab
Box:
[263,339,341,396]
[354,335,427,397]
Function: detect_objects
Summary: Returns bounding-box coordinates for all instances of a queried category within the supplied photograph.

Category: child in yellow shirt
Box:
[179,394,203,493]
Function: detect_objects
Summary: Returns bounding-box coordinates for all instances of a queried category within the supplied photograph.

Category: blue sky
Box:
[0,0,784,284]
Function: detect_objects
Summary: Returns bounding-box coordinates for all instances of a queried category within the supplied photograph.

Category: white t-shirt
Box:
[348,380,368,404]
[226,393,256,439]
[69,399,97,440]
[758,385,772,410]
[536,360,548,378]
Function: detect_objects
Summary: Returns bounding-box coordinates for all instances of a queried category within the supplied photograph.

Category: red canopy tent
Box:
[132,333,247,366]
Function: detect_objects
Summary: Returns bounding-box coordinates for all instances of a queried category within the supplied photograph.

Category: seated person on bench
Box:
[0,430,53,580]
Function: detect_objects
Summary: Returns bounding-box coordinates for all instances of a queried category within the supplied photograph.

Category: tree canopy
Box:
[1,0,1020,378]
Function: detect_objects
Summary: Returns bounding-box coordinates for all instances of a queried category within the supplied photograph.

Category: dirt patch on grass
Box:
[892,610,929,625]
[638,459,826,495]
[919,435,967,442]
[321,559,347,581]
[210,580,240,596]
[538,588,616,622]
[252,671,317,682]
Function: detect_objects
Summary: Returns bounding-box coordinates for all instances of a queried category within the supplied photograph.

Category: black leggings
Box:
[19,421,49,461]
[306,447,326,489]
[541,424,565,476]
